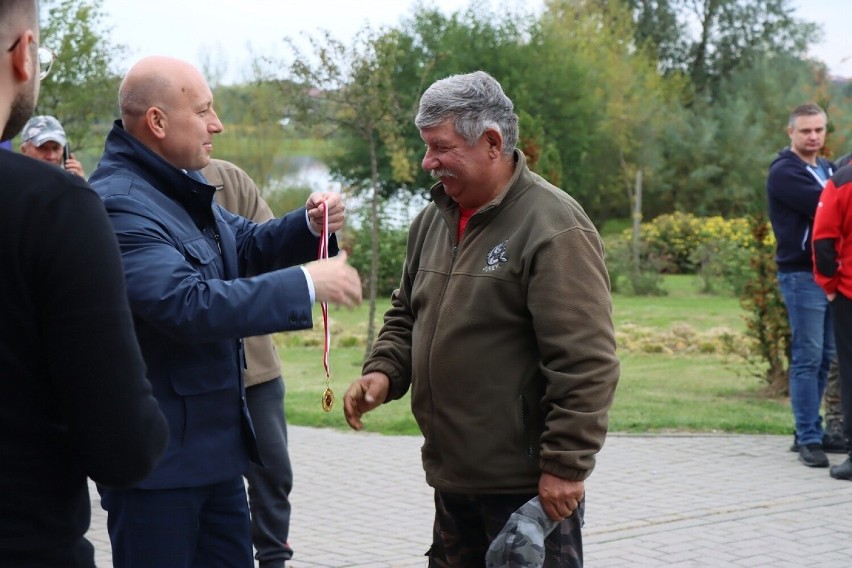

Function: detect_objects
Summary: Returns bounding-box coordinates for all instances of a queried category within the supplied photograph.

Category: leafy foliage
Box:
[726,214,790,394]
[210,81,292,197]
[626,0,817,98]
[619,211,754,273]
[344,219,408,299]
[35,0,126,154]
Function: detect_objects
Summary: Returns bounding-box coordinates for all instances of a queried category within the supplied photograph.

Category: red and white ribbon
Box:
[317,201,331,380]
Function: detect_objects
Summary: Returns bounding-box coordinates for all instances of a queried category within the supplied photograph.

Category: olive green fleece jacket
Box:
[363,150,620,494]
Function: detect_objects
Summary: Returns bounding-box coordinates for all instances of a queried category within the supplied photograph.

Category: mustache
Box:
[430,169,457,179]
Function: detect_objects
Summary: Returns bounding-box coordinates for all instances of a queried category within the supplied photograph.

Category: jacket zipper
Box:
[211,227,222,254]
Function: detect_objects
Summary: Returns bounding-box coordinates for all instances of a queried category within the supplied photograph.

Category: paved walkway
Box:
[87,428,852,567]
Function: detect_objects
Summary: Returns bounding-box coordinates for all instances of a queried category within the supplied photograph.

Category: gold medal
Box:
[322,387,334,412]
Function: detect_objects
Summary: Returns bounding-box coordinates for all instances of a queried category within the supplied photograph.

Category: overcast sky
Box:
[101,0,850,84]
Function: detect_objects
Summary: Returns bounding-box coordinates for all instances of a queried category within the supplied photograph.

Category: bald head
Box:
[119,57,202,130]
[117,56,223,171]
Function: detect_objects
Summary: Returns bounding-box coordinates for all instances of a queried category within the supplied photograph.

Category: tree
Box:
[211,80,291,197]
[625,0,817,98]
[261,27,420,356]
[536,0,674,232]
[36,0,127,154]
[655,54,828,218]
[734,213,790,395]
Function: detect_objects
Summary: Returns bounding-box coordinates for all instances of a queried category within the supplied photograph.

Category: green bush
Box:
[620,212,761,276]
[604,237,667,296]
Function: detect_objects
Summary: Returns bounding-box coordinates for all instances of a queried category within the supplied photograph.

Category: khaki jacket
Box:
[203,159,281,387]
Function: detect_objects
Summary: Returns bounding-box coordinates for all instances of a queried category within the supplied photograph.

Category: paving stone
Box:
[86,429,852,567]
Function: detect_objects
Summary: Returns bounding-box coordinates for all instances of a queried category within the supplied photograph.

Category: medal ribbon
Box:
[317,201,334,411]
[318,201,330,377]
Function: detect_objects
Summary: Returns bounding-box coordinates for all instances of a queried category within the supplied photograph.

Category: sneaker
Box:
[789,433,799,453]
[798,443,830,467]
[830,457,852,480]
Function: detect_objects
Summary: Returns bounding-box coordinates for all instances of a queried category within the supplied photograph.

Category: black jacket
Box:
[0,149,167,566]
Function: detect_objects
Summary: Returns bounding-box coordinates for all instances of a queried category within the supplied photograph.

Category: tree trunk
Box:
[631,168,643,272]
[363,136,380,360]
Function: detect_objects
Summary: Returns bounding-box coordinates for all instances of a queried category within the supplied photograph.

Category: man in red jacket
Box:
[813,162,852,479]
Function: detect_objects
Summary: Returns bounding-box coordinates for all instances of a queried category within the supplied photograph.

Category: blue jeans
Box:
[777,271,836,445]
[245,377,293,568]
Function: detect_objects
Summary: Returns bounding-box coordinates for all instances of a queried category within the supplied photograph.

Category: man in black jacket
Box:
[0,1,168,566]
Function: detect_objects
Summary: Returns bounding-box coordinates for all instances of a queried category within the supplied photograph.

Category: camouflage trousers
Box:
[427,490,584,567]
[825,357,843,428]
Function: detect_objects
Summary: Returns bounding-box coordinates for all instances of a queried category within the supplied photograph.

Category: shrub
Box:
[604,238,667,296]
[620,212,769,280]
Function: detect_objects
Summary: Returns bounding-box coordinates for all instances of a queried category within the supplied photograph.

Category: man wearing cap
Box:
[20,114,85,177]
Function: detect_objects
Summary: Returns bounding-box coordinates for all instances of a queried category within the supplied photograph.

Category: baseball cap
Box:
[485,497,559,568]
[21,115,67,147]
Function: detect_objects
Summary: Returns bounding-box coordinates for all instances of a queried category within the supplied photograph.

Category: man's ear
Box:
[145,107,168,140]
[9,31,35,82]
[484,128,504,158]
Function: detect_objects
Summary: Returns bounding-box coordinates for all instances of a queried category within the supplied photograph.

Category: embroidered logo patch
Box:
[483,240,509,272]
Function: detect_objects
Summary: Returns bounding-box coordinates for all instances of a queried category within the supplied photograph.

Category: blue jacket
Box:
[766,148,834,272]
[90,121,331,489]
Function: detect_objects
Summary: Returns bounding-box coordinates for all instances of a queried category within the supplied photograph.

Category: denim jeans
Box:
[245,377,293,568]
[777,271,836,445]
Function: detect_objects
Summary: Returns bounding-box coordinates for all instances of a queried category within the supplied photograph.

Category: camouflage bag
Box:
[484,497,558,568]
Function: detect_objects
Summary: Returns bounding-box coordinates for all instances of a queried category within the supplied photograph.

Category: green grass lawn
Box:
[276,274,793,436]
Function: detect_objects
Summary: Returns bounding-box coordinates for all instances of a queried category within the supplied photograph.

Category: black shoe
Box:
[830,458,852,480]
[822,431,847,453]
[798,443,829,467]
[823,418,847,453]
[790,434,799,453]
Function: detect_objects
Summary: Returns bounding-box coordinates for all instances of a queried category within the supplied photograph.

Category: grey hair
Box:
[788,103,826,129]
[415,71,518,158]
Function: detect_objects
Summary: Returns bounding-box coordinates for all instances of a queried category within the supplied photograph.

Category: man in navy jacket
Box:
[89,56,362,567]
[766,103,836,469]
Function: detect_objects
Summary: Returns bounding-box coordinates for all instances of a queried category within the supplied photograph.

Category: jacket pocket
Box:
[168,360,237,446]
[182,236,217,278]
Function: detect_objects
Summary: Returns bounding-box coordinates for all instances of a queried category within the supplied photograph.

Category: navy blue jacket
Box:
[90,121,332,489]
[766,148,834,272]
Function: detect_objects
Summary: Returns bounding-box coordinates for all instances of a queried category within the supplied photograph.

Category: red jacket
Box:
[813,167,852,297]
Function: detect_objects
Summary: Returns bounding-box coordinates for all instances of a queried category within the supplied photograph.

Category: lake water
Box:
[276,156,428,228]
